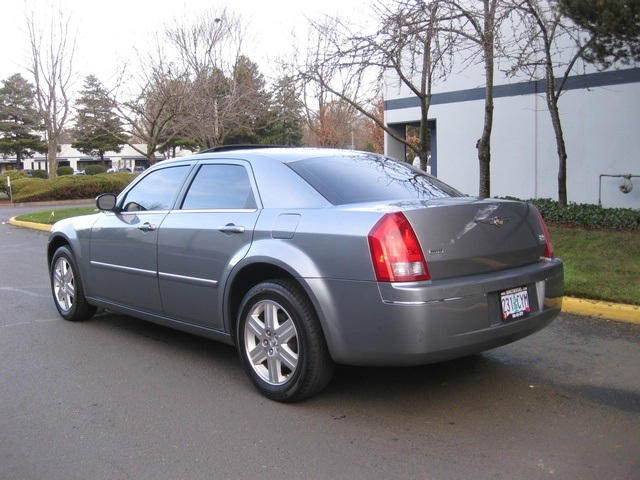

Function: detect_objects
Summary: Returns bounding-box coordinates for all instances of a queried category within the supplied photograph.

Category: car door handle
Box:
[218,224,245,234]
[138,222,157,232]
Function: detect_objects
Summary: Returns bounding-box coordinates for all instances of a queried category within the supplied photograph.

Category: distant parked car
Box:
[73,170,86,175]
[118,167,132,173]
[47,147,564,402]
[134,166,146,173]
[106,167,117,173]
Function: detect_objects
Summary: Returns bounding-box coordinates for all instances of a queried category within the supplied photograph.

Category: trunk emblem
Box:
[477,216,512,227]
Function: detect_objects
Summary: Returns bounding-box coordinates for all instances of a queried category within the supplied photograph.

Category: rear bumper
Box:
[308,258,564,366]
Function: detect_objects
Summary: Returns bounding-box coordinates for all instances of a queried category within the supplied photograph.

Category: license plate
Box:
[500,287,530,321]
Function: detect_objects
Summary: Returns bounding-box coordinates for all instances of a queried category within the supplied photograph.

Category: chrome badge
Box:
[476,216,512,227]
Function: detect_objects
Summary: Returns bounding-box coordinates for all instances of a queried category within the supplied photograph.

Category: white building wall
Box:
[385,70,640,209]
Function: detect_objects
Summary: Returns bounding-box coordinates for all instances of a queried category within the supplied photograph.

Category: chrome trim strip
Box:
[171,208,257,213]
[382,295,477,306]
[158,271,218,288]
[90,261,156,278]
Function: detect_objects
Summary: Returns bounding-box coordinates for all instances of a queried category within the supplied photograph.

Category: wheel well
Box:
[227,263,297,342]
[47,236,71,268]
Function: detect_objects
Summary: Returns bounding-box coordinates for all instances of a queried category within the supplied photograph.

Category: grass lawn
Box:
[12,208,640,306]
[14,207,98,224]
[549,225,640,306]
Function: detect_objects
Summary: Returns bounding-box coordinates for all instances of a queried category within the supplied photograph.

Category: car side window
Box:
[181,164,257,210]
[121,165,190,211]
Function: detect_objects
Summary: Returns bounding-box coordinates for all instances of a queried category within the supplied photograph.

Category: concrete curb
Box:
[8,217,53,232]
[6,217,640,325]
[562,297,640,324]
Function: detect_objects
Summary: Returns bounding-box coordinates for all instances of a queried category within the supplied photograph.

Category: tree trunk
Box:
[541,26,569,207]
[419,113,431,171]
[147,147,157,165]
[477,0,495,198]
[478,133,491,197]
[477,62,494,198]
[547,93,568,206]
[47,141,58,177]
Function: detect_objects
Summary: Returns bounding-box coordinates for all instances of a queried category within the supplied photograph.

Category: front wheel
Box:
[50,246,97,322]
[237,279,335,402]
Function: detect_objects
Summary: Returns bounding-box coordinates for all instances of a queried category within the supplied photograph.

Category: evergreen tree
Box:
[0,73,47,169]
[72,75,126,168]
[223,56,272,145]
[161,136,200,158]
[559,0,640,67]
[263,75,304,146]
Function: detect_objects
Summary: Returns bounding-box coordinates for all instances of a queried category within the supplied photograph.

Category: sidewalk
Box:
[5,207,640,325]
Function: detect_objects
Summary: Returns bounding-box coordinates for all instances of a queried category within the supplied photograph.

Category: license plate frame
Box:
[500,286,530,321]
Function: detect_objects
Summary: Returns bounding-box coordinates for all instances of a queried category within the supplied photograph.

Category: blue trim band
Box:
[384,67,640,111]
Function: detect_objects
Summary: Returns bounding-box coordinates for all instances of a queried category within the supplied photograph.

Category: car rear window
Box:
[287,154,464,205]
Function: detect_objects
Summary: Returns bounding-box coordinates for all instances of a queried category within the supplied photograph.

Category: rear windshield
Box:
[287,154,464,205]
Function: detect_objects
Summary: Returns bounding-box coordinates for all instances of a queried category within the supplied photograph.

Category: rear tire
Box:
[50,246,97,322]
[237,279,335,402]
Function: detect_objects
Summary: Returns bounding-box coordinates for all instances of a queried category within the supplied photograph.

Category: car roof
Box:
[159,147,371,166]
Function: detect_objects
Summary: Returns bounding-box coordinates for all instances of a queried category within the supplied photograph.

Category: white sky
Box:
[1,0,369,87]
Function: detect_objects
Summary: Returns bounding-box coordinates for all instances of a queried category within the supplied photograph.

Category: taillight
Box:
[368,212,430,282]
[533,206,554,258]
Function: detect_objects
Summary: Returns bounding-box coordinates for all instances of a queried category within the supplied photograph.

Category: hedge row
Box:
[522,198,640,231]
[5,173,134,203]
[56,165,106,176]
[0,170,30,198]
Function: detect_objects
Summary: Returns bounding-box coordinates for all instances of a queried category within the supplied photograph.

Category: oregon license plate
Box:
[500,287,530,321]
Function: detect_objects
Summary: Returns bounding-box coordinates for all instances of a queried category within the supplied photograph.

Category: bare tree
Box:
[508,0,595,206]
[166,9,268,148]
[295,16,359,149]
[25,2,77,176]
[441,0,509,197]
[362,94,385,153]
[107,9,255,160]
[306,98,359,148]
[108,37,192,164]
[297,0,457,170]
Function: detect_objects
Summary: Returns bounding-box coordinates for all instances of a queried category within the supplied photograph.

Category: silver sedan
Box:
[48,147,563,402]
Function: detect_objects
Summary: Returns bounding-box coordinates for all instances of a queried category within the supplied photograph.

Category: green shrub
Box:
[32,169,48,179]
[502,197,640,231]
[0,171,28,199]
[9,177,46,200]
[84,165,106,176]
[10,172,135,203]
[57,166,74,176]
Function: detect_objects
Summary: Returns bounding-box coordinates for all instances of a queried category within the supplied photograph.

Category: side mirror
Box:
[96,193,118,212]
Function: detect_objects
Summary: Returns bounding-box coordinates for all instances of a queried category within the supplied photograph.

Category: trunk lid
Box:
[401,198,548,281]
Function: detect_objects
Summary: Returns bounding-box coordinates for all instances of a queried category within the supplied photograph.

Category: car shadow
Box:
[83,309,638,416]
[88,308,239,365]
[85,309,506,404]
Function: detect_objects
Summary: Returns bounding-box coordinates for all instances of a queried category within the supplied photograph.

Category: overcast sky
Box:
[1,0,368,87]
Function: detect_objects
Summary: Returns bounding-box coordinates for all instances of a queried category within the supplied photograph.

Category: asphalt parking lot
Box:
[1,201,639,479]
